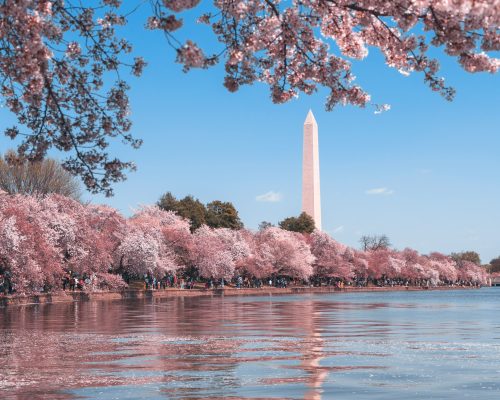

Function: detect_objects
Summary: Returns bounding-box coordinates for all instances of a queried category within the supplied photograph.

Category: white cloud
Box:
[256,191,282,202]
[333,225,344,233]
[365,187,394,196]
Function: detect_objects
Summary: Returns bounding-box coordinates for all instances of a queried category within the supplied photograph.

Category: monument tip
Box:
[304,109,317,125]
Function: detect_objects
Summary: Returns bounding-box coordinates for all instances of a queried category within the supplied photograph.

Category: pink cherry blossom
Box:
[1,1,497,194]
[0,191,490,292]
[117,206,191,279]
[309,230,354,280]
[192,225,249,279]
[0,193,62,294]
[244,227,314,280]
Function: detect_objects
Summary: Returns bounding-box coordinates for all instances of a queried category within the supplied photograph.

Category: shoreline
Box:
[0,285,482,307]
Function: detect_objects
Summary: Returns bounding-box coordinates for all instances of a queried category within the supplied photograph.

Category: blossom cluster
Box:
[1,2,498,196]
[0,1,143,196]
[0,191,488,294]
[152,0,499,108]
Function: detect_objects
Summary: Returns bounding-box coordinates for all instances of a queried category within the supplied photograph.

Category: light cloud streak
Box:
[333,225,344,233]
[365,187,394,196]
[256,191,282,202]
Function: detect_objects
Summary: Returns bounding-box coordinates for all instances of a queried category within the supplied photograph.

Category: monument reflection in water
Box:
[1,289,500,399]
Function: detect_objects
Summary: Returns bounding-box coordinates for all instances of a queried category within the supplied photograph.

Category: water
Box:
[1,288,499,399]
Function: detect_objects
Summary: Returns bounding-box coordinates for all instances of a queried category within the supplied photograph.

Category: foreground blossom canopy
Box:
[0,1,498,194]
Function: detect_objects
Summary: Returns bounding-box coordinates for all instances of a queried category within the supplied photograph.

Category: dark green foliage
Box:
[178,196,207,231]
[278,212,315,234]
[451,251,481,266]
[205,200,243,230]
[157,192,178,212]
[158,192,206,232]
[158,192,243,231]
[489,257,500,273]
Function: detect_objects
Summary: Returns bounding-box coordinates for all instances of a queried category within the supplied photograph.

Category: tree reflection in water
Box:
[1,290,499,399]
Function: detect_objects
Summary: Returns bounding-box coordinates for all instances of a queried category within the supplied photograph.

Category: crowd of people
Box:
[55,273,481,294]
[0,272,13,295]
[0,267,486,297]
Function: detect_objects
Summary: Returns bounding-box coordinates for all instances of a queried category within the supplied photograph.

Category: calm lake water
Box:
[1,288,499,399]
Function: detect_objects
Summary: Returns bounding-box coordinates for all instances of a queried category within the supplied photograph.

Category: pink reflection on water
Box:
[3,293,477,399]
[0,297,370,398]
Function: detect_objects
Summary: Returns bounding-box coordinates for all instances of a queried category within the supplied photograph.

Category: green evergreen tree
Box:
[205,200,243,230]
[279,212,315,234]
[158,192,207,232]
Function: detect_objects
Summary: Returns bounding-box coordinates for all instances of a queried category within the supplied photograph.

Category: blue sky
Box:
[1,6,499,263]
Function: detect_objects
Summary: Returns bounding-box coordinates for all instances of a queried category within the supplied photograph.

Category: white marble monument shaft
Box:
[302,110,322,231]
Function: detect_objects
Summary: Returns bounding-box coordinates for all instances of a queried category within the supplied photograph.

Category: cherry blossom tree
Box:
[246,227,314,280]
[0,191,131,292]
[192,225,250,280]
[116,228,177,278]
[367,248,405,280]
[0,192,62,294]
[1,1,498,193]
[237,229,271,278]
[0,1,144,196]
[38,194,128,289]
[398,248,424,281]
[456,259,487,284]
[116,206,190,279]
[364,248,466,285]
[128,205,192,259]
[351,249,369,279]
[0,190,489,291]
[153,0,499,107]
[309,230,354,280]
[428,252,458,283]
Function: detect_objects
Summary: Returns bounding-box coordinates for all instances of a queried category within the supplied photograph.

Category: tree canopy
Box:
[451,251,482,266]
[205,200,244,230]
[359,234,391,251]
[158,192,243,231]
[1,1,498,194]
[489,257,500,273]
[158,192,207,231]
[1,191,488,295]
[279,212,315,234]
[258,221,274,231]
[0,150,81,200]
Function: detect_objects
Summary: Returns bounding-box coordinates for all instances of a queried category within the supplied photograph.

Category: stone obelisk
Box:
[302,110,322,230]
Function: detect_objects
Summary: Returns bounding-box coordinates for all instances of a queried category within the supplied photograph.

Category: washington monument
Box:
[302,110,322,231]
